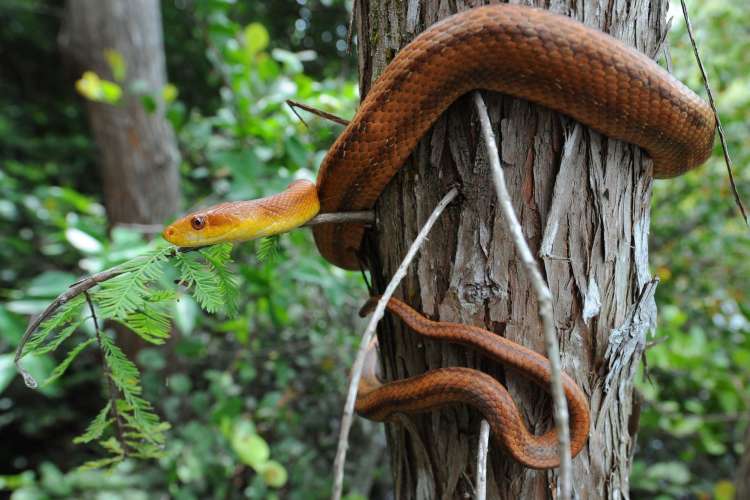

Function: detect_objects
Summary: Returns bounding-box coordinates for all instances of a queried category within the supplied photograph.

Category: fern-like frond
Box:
[93,246,171,319]
[125,440,167,460]
[173,251,225,314]
[22,295,85,356]
[33,322,80,355]
[100,436,124,456]
[200,243,239,316]
[122,311,170,344]
[77,455,123,471]
[43,337,96,386]
[73,402,113,444]
[99,335,166,444]
[256,235,282,263]
[117,397,166,445]
[116,289,177,344]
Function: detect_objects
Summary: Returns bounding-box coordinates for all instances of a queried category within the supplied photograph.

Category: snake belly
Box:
[313,3,715,270]
[357,297,590,469]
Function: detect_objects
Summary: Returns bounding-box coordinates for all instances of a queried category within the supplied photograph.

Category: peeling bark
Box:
[356,0,668,498]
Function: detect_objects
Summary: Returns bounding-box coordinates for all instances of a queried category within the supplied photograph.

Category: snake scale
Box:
[164,4,715,468]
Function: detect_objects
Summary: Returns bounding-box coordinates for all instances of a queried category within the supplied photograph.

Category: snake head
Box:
[162,203,243,247]
[163,180,319,248]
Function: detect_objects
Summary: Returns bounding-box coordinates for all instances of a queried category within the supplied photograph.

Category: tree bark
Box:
[60,0,180,226]
[357,0,668,498]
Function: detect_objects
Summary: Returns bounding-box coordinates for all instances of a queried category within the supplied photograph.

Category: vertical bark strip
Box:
[358,0,668,498]
[60,0,180,226]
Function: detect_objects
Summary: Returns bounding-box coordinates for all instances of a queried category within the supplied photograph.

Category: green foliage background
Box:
[0,0,747,498]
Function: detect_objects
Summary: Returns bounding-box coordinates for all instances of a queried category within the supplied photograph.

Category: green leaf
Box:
[99,335,166,445]
[200,243,239,316]
[22,295,85,357]
[100,437,124,456]
[141,94,157,113]
[73,402,113,444]
[232,420,271,471]
[256,236,282,263]
[75,71,122,104]
[77,455,123,471]
[119,298,172,345]
[162,83,178,103]
[259,460,288,488]
[42,337,95,386]
[174,251,226,314]
[244,23,269,57]
[104,49,127,81]
[33,322,80,355]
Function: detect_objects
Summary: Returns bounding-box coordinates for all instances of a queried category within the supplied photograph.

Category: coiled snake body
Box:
[164,4,715,468]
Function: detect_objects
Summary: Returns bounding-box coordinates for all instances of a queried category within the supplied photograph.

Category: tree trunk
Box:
[60,0,181,358]
[60,0,180,226]
[357,1,667,498]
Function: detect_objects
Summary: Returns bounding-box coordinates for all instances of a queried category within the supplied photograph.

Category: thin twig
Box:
[14,267,125,387]
[14,210,375,386]
[472,92,572,500]
[475,419,490,500]
[303,211,373,226]
[330,187,459,500]
[286,99,350,127]
[680,0,748,225]
[85,291,128,456]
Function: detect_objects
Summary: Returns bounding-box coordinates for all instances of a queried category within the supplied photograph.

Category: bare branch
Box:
[303,211,374,227]
[472,91,573,500]
[14,267,125,388]
[475,419,490,500]
[680,0,748,225]
[331,186,459,500]
[286,99,350,127]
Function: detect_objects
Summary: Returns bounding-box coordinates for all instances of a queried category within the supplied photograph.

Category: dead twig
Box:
[330,187,459,500]
[286,99,350,128]
[303,211,372,226]
[473,91,572,500]
[14,267,125,388]
[475,419,491,500]
[680,0,748,225]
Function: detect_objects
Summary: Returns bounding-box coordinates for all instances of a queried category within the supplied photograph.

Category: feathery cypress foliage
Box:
[18,241,240,469]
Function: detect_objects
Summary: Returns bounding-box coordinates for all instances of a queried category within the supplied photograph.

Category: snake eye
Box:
[190,216,206,230]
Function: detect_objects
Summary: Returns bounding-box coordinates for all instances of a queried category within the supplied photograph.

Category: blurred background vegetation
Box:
[0,0,747,498]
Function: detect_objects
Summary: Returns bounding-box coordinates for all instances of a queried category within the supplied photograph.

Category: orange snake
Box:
[163,4,715,468]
